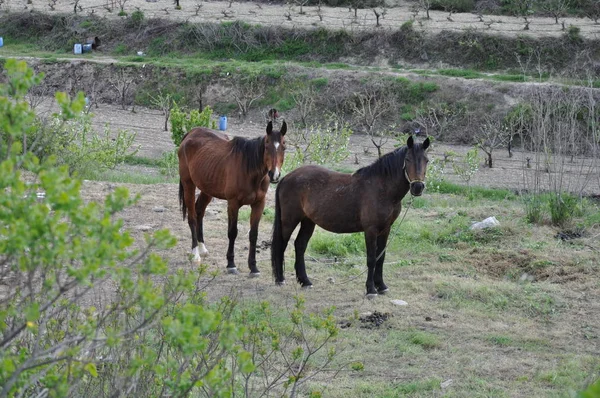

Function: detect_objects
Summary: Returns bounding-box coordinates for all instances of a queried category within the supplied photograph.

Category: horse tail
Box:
[271,182,285,283]
[179,179,187,221]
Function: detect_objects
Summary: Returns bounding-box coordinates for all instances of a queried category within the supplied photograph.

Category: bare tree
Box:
[151,91,175,131]
[73,0,80,13]
[419,0,432,19]
[540,0,570,24]
[109,69,135,111]
[414,103,464,141]
[372,7,387,27]
[350,85,396,157]
[583,0,600,23]
[231,77,265,120]
[291,84,317,127]
[475,115,511,168]
[116,0,127,13]
[294,0,309,15]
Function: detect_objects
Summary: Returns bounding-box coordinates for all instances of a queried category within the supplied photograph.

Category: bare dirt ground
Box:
[3,0,600,39]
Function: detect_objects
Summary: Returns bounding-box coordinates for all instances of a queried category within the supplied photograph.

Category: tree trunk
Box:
[488,152,493,168]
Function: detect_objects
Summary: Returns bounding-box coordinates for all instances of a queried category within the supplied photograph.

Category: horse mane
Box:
[230,136,265,173]
[354,146,407,178]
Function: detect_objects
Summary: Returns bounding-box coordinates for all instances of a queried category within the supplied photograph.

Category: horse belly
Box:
[306,204,363,233]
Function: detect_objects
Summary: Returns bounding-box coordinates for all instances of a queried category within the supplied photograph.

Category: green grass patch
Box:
[434,279,559,317]
[309,230,365,258]
[123,155,162,167]
[437,68,484,79]
[81,168,176,184]
[237,207,275,223]
[435,181,516,200]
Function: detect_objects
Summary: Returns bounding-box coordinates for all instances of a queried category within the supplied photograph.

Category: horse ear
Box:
[266,121,273,135]
[423,137,430,150]
[280,121,287,136]
[407,135,414,149]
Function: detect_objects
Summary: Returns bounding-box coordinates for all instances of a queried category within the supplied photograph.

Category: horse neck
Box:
[241,137,268,179]
[356,149,411,202]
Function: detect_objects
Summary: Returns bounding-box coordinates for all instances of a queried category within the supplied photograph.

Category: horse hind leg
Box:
[194,192,212,258]
[294,219,315,288]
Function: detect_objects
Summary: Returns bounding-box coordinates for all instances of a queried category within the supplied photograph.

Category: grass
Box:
[309,230,365,259]
[81,167,176,184]
[237,207,275,223]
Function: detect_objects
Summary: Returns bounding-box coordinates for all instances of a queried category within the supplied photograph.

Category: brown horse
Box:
[271,136,430,297]
[179,121,287,275]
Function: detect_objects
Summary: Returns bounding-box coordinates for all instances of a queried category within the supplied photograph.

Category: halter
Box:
[403,160,425,186]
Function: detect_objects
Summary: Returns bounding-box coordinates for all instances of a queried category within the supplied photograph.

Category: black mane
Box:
[231,136,265,173]
[354,146,407,178]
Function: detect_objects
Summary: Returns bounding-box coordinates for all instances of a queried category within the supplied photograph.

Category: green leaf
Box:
[84,362,98,378]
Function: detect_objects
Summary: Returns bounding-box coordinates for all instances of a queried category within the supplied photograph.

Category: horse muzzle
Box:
[410,182,424,196]
[268,169,281,184]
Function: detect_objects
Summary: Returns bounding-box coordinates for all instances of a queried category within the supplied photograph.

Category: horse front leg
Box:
[248,200,265,277]
[226,201,240,274]
[364,228,378,298]
[195,192,213,260]
[374,228,391,294]
[182,181,202,264]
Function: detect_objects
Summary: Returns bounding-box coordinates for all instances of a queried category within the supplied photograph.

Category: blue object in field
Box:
[73,43,82,54]
[0,37,4,47]
[82,44,93,53]
[219,116,227,131]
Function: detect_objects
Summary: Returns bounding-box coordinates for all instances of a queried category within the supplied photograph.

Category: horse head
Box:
[264,120,287,183]
[404,135,430,196]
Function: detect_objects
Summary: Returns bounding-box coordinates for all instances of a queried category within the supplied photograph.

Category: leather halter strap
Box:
[404,160,424,185]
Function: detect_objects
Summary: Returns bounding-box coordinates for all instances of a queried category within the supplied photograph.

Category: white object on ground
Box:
[470,216,500,230]
[390,299,408,306]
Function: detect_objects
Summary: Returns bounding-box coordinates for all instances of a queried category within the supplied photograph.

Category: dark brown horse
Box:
[271,136,430,297]
[179,121,287,275]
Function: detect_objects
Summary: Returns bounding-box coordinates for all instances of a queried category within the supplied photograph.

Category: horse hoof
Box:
[226,267,239,275]
[366,293,378,300]
[377,288,389,295]
[249,271,261,278]
[275,280,286,286]
[301,284,313,290]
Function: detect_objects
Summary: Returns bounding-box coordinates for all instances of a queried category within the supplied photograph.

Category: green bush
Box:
[129,9,145,28]
[170,103,216,146]
[32,115,137,177]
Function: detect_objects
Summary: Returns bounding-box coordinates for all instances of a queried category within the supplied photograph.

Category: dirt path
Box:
[3,0,600,39]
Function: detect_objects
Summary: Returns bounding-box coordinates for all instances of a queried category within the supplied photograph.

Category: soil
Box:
[3,0,600,39]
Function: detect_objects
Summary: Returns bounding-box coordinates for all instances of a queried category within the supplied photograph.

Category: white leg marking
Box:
[192,244,209,264]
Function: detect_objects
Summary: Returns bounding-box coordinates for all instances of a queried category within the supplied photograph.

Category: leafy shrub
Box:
[170,103,216,146]
[159,149,178,178]
[129,9,145,28]
[452,147,480,188]
[32,115,137,177]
